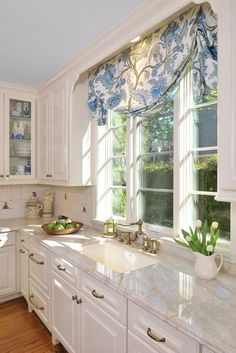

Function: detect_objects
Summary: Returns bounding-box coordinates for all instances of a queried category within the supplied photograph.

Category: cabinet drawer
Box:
[29,240,49,294]
[128,301,200,353]
[80,271,126,325]
[29,278,50,330]
[51,254,77,285]
[0,231,15,247]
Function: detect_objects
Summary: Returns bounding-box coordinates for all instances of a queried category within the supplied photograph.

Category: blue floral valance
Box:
[88,4,217,125]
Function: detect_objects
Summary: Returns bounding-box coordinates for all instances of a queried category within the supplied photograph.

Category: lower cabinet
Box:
[0,245,16,297]
[79,296,126,353]
[51,270,81,353]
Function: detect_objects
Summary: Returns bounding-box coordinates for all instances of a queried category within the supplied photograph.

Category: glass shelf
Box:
[10,138,31,142]
[10,155,31,159]
[10,115,31,120]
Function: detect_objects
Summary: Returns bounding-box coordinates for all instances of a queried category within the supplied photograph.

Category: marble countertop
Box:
[1,217,235,353]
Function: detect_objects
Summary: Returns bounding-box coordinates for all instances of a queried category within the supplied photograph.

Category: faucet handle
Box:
[149,238,159,254]
[142,234,150,251]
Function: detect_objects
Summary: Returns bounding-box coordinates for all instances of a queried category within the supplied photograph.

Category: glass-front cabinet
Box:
[0,93,35,182]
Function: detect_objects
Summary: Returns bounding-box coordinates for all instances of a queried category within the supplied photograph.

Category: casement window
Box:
[96,70,230,241]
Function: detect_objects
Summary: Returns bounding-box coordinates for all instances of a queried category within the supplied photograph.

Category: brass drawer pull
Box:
[19,249,25,254]
[57,264,66,271]
[72,295,78,301]
[29,295,44,311]
[20,239,25,243]
[147,328,166,342]
[92,289,104,299]
[29,253,44,265]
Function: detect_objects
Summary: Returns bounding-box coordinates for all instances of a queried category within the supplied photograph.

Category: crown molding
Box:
[0,80,36,94]
[37,0,201,93]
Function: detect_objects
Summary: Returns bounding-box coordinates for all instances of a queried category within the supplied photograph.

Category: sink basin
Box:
[80,241,157,273]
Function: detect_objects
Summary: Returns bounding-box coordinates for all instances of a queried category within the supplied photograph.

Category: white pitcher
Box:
[194,252,223,280]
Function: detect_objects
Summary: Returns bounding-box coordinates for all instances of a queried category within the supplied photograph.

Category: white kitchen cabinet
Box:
[0,91,35,184]
[79,295,126,353]
[51,270,81,353]
[0,245,16,297]
[37,71,92,186]
[29,277,50,329]
[216,0,236,202]
[37,79,68,183]
[19,247,29,301]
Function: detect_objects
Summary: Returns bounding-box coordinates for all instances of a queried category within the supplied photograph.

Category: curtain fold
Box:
[88,4,217,125]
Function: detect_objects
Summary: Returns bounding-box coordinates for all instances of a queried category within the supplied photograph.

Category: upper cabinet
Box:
[37,73,92,186]
[0,89,35,184]
[37,80,68,182]
[215,0,236,202]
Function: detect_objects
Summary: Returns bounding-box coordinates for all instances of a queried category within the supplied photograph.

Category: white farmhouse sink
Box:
[80,241,157,273]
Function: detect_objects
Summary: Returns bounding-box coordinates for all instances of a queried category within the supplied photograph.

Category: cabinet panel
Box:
[29,240,49,294]
[37,93,51,179]
[51,82,68,181]
[80,271,126,324]
[51,271,79,353]
[0,246,16,296]
[79,296,126,353]
[129,301,199,353]
[29,278,50,329]
[0,90,4,178]
[19,247,29,301]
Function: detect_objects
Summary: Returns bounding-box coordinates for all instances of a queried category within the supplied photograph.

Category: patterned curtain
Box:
[88,4,217,125]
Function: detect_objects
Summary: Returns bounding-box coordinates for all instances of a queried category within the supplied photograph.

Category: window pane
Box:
[193,152,217,192]
[112,157,126,186]
[193,195,230,240]
[112,188,126,217]
[112,126,126,156]
[112,112,126,127]
[193,89,217,105]
[139,154,173,189]
[140,191,173,228]
[193,104,217,148]
[140,112,173,154]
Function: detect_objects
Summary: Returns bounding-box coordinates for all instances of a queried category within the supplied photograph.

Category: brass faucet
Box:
[116,219,145,244]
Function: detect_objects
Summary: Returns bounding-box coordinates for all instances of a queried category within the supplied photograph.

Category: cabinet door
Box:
[0,246,16,297]
[37,93,51,179]
[4,93,35,181]
[19,247,29,301]
[51,271,80,353]
[79,296,126,353]
[0,90,4,180]
[51,81,68,181]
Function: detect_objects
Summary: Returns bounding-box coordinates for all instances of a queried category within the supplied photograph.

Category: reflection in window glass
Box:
[112,158,126,186]
[193,195,230,240]
[192,152,217,192]
[140,191,173,228]
[139,154,173,190]
[193,104,217,148]
[112,188,126,217]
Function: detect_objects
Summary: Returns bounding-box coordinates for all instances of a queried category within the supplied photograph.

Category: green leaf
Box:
[173,238,191,249]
